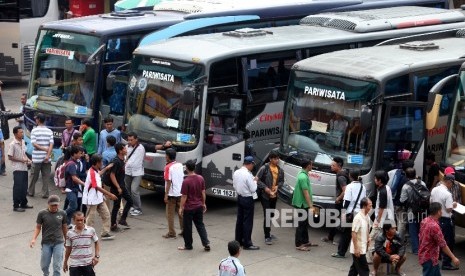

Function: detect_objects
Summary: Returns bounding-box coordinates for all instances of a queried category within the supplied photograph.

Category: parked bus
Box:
[23,0,451,161]
[121,7,465,198]
[277,29,465,210]
[0,0,61,81]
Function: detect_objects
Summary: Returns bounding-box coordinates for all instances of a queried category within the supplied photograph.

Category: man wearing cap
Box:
[233,156,259,250]
[28,113,54,198]
[430,173,459,270]
[30,195,68,276]
[442,167,462,203]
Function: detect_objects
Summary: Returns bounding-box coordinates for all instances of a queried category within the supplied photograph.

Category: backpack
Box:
[54,160,75,188]
[101,163,112,187]
[407,179,430,217]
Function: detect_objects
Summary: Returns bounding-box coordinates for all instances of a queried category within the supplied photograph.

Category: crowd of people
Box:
[0,83,463,276]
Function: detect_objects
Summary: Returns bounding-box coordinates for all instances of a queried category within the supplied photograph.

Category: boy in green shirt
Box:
[292,159,316,251]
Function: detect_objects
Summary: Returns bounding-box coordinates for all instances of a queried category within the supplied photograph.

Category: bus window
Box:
[209,58,239,88]
[413,67,459,105]
[20,0,50,19]
[385,75,409,97]
[0,0,19,21]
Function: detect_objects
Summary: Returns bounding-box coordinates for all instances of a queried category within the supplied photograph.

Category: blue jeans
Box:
[41,242,64,276]
[408,220,420,254]
[422,260,441,276]
[65,191,78,225]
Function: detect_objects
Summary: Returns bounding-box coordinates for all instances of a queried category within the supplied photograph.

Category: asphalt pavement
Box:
[0,82,463,275]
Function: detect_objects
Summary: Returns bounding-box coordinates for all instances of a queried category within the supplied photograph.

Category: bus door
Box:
[377,101,426,177]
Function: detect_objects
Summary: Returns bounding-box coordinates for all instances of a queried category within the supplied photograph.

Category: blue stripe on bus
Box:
[138,15,260,47]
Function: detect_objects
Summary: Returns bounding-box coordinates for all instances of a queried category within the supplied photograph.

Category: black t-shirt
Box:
[110,156,125,187]
[377,185,388,209]
[427,162,440,190]
[64,160,79,192]
[336,171,349,196]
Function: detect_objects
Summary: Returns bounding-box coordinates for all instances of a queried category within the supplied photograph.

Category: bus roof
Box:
[292,32,465,81]
[134,6,465,65]
[39,10,185,36]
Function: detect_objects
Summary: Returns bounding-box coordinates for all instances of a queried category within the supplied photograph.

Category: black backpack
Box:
[407,179,430,217]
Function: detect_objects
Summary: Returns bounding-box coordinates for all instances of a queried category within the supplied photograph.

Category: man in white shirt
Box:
[430,174,458,270]
[233,156,259,250]
[348,197,372,276]
[124,132,145,216]
[219,240,246,276]
[163,148,184,238]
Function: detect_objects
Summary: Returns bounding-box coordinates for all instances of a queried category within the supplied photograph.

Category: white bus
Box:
[123,6,465,198]
[0,0,61,81]
[277,29,465,209]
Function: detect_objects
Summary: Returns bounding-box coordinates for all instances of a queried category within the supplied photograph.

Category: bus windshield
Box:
[27,30,100,118]
[281,71,377,171]
[126,56,204,147]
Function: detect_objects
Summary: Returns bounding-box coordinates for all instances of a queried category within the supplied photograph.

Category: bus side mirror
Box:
[426,74,457,130]
[106,71,116,91]
[85,63,96,82]
[360,105,372,131]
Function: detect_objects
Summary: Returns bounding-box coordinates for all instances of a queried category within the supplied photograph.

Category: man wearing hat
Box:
[28,113,54,198]
[233,156,259,250]
[431,173,459,270]
[442,167,463,204]
[30,195,68,276]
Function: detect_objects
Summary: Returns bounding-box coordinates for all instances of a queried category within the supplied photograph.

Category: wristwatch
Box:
[95,255,100,258]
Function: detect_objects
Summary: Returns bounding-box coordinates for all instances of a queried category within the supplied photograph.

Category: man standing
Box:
[16,93,27,129]
[218,241,245,276]
[233,156,259,250]
[28,113,54,198]
[292,159,316,252]
[80,119,97,156]
[256,151,284,245]
[0,128,4,176]
[102,135,116,167]
[8,126,32,212]
[83,154,117,240]
[419,202,460,275]
[63,212,100,276]
[61,119,77,149]
[178,159,210,251]
[64,146,85,225]
[125,132,145,216]
[163,148,184,238]
[430,174,459,270]
[348,197,372,276]
[30,195,68,276]
[109,143,133,231]
[322,157,349,244]
[97,117,121,155]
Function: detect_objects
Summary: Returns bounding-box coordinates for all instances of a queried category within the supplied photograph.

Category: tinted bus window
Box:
[0,0,19,22]
[20,0,50,19]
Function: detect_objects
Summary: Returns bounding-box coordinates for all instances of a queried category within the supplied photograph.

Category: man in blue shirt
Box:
[102,135,117,167]
[97,117,121,155]
[65,146,85,225]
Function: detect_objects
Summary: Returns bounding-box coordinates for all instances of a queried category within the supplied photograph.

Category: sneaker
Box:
[118,220,131,229]
[331,253,346,258]
[13,207,25,212]
[130,209,142,216]
[101,233,115,240]
[265,238,273,245]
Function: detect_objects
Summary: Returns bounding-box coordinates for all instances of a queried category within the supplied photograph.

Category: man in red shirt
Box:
[177,159,210,251]
[419,202,460,275]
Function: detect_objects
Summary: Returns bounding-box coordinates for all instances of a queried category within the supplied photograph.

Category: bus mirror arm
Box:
[85,44,106,82]
[360,105,373,131]
[426,74,457,130]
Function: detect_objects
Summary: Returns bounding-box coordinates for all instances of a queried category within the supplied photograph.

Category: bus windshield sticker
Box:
[53,33,74,40]
[142,70,174,82]
[347,154,364,165]
[176,133,191,143]
[45,48,75,60]
[304,86,345,101]
[129,76,137,90]
[167,118,179,129]
[150,59,171,66]
[138,78,148,91]
[310,120,328,133]
[74,105,88,115]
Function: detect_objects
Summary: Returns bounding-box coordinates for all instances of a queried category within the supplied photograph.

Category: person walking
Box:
[64,146,85,225]
[256,151,284,245]
[430,174,459,270]
[348,197,372,276]
[233,156,259,250]
[8,126,32,212]
[218,241,246,276]
[28,113,54,198]
[80,119,97,157]
[83,154,117,240]
[30,195,68,276]
[97,117,121,155]
[63,211,100,276]
[292,159,317,251]
[419,202,460,275]
[177,159,210,251]
[332,170,366,258]
[109,143,133,231]
[125,132,145,216]
[163,148,184,238]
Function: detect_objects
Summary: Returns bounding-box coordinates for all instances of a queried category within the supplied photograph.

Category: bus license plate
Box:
[211,188,236,198]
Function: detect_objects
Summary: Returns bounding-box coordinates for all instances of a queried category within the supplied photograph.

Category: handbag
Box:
[346,184,363,223]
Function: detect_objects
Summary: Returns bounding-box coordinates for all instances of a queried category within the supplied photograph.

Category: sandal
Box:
[304,242,319,247]
[162,233,176,239]
[296,246,311,251]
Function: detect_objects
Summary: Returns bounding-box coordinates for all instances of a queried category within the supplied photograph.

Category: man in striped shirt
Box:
[64,211,100,276]
[27,113,54,198]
